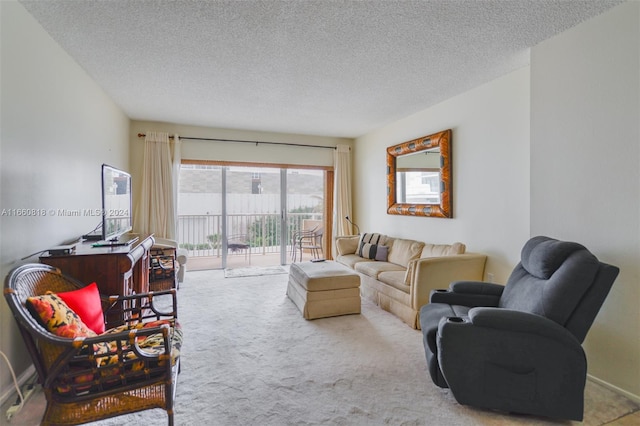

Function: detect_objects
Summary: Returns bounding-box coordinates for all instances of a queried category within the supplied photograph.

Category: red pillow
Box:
[57,282,105,334]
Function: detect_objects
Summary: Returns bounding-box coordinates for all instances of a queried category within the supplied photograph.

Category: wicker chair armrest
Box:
[88,324,172,358]
[109,288,177,302]
[84,323,170,344]
[104,290,177,330]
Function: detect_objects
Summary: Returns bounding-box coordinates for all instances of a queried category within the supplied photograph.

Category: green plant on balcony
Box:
[207,234,221,248]
[248,215,280,247]
[179,242,214,250]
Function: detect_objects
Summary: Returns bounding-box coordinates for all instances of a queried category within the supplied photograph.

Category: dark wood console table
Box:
[40,233,155,299]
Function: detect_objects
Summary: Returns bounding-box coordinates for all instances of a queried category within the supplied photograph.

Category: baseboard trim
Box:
[0,364,36,407]
[588,374,640,404]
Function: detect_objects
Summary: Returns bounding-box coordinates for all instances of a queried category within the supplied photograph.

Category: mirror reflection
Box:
[395,148,441,204]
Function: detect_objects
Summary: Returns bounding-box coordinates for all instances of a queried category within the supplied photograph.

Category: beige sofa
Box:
[335,234,487,329]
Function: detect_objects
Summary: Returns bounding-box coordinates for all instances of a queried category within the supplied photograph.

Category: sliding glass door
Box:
[286,168,326,263]
[177,162,330,270]
[224,166,282,268]
[177,164,223,270]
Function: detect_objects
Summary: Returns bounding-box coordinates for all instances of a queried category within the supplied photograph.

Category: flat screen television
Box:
[100,164,135,244]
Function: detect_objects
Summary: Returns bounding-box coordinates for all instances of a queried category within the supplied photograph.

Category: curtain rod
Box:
[137,133,337,150]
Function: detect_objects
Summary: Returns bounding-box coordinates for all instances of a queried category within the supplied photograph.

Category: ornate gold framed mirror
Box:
[386,129,452,218]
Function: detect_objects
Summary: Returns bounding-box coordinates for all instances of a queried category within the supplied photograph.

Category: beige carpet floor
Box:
[6,268,639,425]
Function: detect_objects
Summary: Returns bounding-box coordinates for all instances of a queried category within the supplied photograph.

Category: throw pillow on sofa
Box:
[387,238,425,267]
[357,233,385,257]
[360,243,389,261]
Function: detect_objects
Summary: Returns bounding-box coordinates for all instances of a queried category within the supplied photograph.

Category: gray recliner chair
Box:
[419,236,619,421]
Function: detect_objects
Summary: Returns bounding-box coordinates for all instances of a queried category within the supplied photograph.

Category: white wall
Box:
[355,68,531,282]
[531,1,640,400]
[0,2,130,400]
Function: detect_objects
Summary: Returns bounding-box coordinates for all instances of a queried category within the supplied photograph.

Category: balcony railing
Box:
[177,213,323,258]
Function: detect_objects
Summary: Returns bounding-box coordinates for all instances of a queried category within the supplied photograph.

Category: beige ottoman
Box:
[287,261,361,320]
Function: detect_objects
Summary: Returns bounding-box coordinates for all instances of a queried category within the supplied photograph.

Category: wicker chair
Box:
[149,247,178,292]
[4,263,181,425]
[153,237,188,287]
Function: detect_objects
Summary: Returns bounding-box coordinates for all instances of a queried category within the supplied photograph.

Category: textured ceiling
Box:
[20,0,622,138]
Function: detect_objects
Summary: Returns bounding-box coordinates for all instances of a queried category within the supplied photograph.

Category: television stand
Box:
[40,234,154,323]
[92,233,140,247]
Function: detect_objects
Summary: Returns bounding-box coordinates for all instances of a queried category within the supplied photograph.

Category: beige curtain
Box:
[333,145,353,252]
[135,132,181,239]
[171,134,181,235]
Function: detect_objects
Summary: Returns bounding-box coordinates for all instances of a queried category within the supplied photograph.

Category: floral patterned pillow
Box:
[26,293,97,339]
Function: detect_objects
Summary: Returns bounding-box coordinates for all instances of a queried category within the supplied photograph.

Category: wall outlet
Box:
[487,273,495,283]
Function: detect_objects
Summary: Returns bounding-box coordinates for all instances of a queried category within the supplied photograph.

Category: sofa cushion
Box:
[388,239,425,267]
[336,235,360,256]
[421,242,466,258]
[355,261,405,279]
[378,270,410,293]
[336,254,373,269]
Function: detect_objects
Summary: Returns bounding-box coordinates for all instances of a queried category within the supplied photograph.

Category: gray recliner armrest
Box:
[466,307,580,342]
[449,281,504,295]
[429,281,503,307]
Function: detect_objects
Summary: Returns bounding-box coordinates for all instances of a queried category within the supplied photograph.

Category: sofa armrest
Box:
[409,253,487,311]
[335,235,360,256]
[176,248,188,266]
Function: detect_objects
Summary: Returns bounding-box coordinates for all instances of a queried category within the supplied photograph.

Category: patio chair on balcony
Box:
[227,234,251,265]
[292,226,324,262]
[290,225,318,261]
